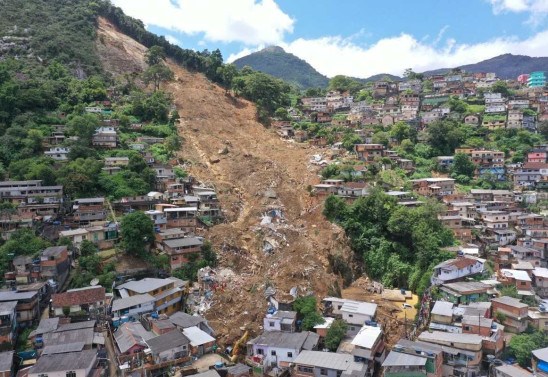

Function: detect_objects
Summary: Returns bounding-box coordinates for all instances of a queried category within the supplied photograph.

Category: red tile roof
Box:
[52,286,105,308]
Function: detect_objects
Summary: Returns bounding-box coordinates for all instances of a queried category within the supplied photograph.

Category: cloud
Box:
[112,0,294,45]
[488,0,548,24]
[165,35,181,45]
[227,47,260,63]
[280,29,548,78]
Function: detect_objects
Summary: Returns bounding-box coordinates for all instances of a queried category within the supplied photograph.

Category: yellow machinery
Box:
[230,330,249,363]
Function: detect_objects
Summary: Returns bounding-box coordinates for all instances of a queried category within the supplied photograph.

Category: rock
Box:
[209,157,221,164]
[218,146,229,155]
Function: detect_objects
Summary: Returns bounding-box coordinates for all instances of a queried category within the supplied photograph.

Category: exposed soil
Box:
[95,17,407,346]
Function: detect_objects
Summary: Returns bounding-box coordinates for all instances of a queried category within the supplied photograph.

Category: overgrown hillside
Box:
[233,46,329,89]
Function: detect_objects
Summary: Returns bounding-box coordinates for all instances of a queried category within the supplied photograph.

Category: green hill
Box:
[233,46,329,89]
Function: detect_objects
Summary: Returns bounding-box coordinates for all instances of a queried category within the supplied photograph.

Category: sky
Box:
[112,0,548,79]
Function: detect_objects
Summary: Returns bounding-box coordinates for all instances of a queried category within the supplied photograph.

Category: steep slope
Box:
[233,46,329,89]
[423,53,548,78]
[97,18,352,342]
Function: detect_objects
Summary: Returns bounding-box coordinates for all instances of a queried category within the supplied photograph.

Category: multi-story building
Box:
[116,277,186,315]
[40,246,70,288]
[528,71,546,88]
[491,296,529,333]
[354,144,384,163]
[72,197,107,227]
[382,339,444,377]
[410,178,455,197]
[44,147,70,161]
[92,126,118,148]
[293,350,368,377]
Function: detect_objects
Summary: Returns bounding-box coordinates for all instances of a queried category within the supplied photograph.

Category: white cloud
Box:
[227,47,260,63]
[112,0,294,45]
[280,29,548,78]
[488,0,548,24]
[165,35,181,45]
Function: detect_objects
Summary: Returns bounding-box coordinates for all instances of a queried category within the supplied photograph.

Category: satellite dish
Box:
[90,278,99,286]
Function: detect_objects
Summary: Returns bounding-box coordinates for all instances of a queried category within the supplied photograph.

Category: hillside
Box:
[233,46,329,89]
[423,53,548,78]
[97,18,356,342]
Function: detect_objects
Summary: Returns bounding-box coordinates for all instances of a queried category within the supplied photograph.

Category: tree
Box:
[216,64,238,91]
[145,46,166,66]
[426,120,466,156]
[323,195,347,222]
[325,319,348,351]
[403,68,424,81]
[538,121,548,138]
[491,80,511,97]
[120,211,155,256]
[328,75,363,95]
[508,330,548,367]
[79,240,98,257]
[450,153,476,181]
[293,296,324,331]
[390,122,415,143]
[143,64,174,91]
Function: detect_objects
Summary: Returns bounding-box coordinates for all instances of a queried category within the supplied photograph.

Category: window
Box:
[298,367,313,374]
[348,314,353,318]
[287,352,293,358]
[269,321,275,327]
[463,326,470,331]
[320,369,328,376]
[521,282,527,286]
[257,349,264,355]
[66,372,76,377]
[271,350,276,356]
[38,375,48,377]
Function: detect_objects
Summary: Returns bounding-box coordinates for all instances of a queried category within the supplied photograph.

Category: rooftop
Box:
[500,269,532,282]
[494,364,533,377]
[29,349,97,374]
[182,326,215,347]
[169,312,206,329]
[146,329,190,354]
[248,331,319,350]
[492,296,528,308]
[52,286,105,308]
[340,301,377,317]
[382,351,427,367]
[418,331,483,346]
[293,350,365,373]
[41,246,67,258]
[431,301,453,317]
[116,278,174,294]
[111,293,155,312]
[441,281,490,294]
[0,301,17,316]
[350,325,382,349]
[0,351,13,372]
[163,237,203,249]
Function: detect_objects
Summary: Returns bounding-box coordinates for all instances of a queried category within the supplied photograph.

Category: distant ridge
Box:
[422,53,548,79]
[233,46,329,89]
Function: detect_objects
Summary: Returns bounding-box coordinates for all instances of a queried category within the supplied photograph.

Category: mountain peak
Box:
[262,45,286,53]
[233,46,329,89]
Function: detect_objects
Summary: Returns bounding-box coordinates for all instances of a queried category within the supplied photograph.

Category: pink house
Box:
[528,149,548,163]
[517,74,530,85]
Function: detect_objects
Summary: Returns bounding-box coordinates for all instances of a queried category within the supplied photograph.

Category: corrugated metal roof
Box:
[382,351,427,367]
[182,326,215,347]
[111,293,155,312]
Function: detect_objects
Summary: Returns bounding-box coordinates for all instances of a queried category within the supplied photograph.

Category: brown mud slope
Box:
[164,64,353,342]
[96,17,413,345]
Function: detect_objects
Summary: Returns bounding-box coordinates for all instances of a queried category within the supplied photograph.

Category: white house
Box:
[111,293,155,319]
[263,310,297,332]
[340,301,378,335]
[351,325,385,368]
[45,147,70,161]
[431,256,485,285]
[246,331,319,371]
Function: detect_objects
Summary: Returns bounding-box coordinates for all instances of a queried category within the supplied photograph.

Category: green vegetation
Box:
[232,46,329,89]
[120,211,155,256]
[324,319,348,351]
[0,229,50,278]
[507,330,548,367]
[171,242,218,282]
[293,296,324,331]
[323,189,454,295]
